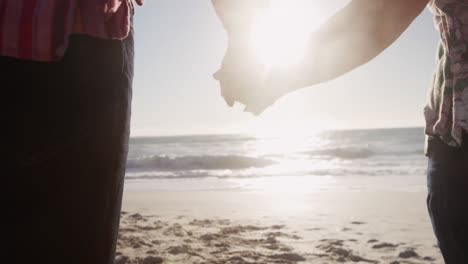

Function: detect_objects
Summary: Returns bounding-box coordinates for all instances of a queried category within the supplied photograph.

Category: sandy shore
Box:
[115,189,441,264]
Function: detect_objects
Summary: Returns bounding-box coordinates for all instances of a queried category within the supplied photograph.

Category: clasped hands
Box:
[212,0,298,116]
[213,36,293,115]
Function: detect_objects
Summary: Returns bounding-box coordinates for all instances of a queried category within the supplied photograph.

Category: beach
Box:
[116,128,441,263]
[116,188,441,263]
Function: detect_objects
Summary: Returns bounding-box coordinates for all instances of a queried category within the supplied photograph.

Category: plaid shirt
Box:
[426,0,468,147]
[0,0,131,61]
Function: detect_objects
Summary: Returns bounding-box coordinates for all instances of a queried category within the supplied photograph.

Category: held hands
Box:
[212,0,300,115]
[213,39,291,115]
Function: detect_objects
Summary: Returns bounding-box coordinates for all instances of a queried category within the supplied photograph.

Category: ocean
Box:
[125,127,428,192]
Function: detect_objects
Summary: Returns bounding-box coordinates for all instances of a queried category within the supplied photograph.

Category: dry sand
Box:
[115,189,442,264]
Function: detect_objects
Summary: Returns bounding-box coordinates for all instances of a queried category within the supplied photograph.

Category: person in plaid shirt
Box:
[2,1,141,263]
[214,0,467,263]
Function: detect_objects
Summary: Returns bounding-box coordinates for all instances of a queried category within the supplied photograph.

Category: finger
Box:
[213,70,222,81]
[243,105,254,114]
[216,72,237,107]
[221,86,236,107]
[223,96,235,107]
[217,79,235,107]
[244,105,266,116]
[221,87,235,107]
[243,94,274,116]
[135,0,144,6]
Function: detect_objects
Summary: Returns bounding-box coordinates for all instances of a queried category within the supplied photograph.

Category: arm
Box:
[289,0,429,90]
[211,0,271,106]
[211,0,270,34]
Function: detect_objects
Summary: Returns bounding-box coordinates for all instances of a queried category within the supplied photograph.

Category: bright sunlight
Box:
[250,0,323,67]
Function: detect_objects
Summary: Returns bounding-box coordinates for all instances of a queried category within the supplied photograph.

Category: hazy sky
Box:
[130,1,439,136]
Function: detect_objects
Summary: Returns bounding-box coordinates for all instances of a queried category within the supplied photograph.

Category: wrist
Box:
[213,0,271,35]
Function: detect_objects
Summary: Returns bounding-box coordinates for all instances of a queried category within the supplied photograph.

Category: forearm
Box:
[292,0,428,90]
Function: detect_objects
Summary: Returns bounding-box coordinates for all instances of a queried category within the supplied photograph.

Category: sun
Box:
[250,1,320,67]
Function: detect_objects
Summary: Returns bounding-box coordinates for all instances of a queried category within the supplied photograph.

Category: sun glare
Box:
[251,1,319,67]
[248,116,323,140]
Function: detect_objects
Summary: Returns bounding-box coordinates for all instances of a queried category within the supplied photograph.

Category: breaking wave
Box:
[127,155,275,172]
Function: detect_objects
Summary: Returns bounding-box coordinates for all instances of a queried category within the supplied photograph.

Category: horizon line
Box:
[130,125,425,139]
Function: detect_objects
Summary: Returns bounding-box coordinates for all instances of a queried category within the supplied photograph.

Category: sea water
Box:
[125,127,427,192]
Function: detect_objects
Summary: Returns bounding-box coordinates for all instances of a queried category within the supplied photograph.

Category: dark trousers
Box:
[427,134,468,263]
[4,30,134,264]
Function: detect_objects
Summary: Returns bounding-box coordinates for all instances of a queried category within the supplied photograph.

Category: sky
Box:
[130,1,440,136]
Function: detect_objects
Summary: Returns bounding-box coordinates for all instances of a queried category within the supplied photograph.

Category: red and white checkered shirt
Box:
[0,0,131,62]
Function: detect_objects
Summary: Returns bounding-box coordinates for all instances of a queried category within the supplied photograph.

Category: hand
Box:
[243,67,292,115]
[214,41,291,115]
[213,36,265,108]
[211,0,300,115]
[101,0,144,15]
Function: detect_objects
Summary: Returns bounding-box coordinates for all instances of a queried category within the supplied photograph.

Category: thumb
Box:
[224,96,235,107]
[213,69,222,81]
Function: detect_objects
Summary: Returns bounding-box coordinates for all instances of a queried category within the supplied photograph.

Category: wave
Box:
[126,155,275,172]
[304,147,375,159]
[303,147,424,160]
